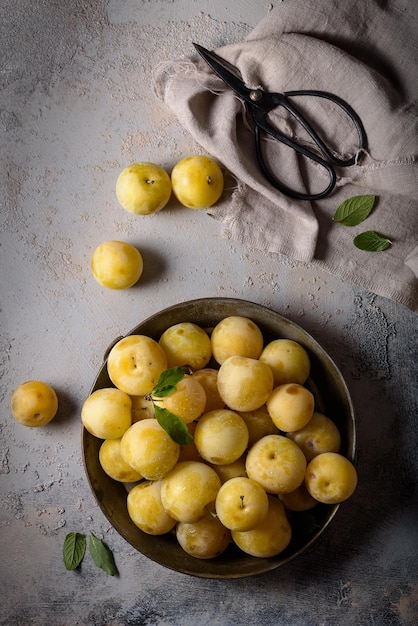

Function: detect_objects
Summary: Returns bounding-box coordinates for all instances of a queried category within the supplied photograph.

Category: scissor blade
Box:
[193,43,250,100]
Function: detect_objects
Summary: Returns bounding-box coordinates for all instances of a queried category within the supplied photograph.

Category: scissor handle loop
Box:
[252,90,367,201]
[253,110,337,201]
[281,90,367,166]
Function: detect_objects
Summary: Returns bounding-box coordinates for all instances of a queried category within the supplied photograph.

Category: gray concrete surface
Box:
[1,1,417,625]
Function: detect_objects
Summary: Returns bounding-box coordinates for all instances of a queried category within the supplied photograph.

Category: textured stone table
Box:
[1,2,417,625]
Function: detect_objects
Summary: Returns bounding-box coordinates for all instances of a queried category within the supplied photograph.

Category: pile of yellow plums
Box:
[81,315,357,560]
[91,157,224,290]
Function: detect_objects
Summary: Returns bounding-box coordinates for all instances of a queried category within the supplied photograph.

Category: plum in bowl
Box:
[82,298,356,578]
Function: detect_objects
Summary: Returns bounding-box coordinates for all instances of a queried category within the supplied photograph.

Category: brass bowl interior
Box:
[82,298,356,578]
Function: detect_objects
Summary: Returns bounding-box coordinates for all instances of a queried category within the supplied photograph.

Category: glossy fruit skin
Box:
[286,411,341,461]
[127,480,177,535]
[194,409,249,465]
[209,455,247,484]
[160,461,221,523]
[231,495,292,558]
[81,387,132,439]
[266,383,314,432]
[11,381,58,427]
[211,316,264,364]
[217,356,274,412]
[158,322,212,370]
[192,368,225,413]
[176,513,231,559]
[116,162,172,215]
[171,155,224,209]
[245,434,307,494]
[91,240,143,289]
[99,438,142,482]
[238,405,280,447]
[260,339,311,386]
[215,477,269,531]
[305,452,358,504]
[154,376,206,424]
[120,419,180,480]
[107,335,167,396]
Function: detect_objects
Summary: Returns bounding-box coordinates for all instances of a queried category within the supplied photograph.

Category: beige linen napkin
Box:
[154,0,418,312]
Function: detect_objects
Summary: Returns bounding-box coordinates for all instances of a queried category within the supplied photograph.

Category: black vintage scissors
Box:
[193,43,367,201]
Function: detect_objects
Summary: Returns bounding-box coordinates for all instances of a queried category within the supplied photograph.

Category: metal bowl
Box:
[82,297,355,578]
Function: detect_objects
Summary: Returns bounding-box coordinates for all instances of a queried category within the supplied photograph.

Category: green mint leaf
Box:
[63,532,86,570]
[353,230,392,251]
[152,367,186,398]
[333,195,376,226]
[154,405,194,445]
[89,533,118,576]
